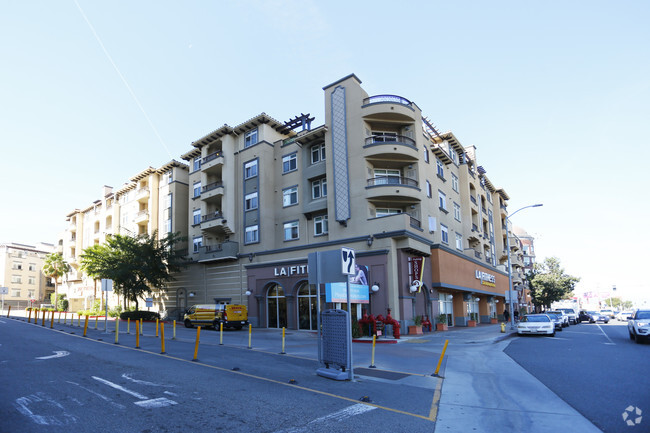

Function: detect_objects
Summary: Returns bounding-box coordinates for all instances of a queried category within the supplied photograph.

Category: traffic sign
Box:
[0,287,8,295]
[341,247,355,275]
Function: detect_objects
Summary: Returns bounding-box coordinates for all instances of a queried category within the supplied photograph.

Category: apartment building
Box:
[59,161,189,312]
[513,226,537,312]
[0,242,54,309]
[161,74,523,330]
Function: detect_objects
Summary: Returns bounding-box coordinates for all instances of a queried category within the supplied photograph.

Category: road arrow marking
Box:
[36,351,70,360]
[92,376,178,408]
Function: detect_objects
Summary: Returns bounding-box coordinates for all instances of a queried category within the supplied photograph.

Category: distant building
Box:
[513,226,537,312]
[0,242,55,309]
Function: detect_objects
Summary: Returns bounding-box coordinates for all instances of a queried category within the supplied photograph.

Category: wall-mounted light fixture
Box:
[189,292,195,298]
[371,283,380,293]
[248,253,254,262]
[367,235,374,247]
[475,297,480,302]
[245,289,252,296]
[447,294,454,300]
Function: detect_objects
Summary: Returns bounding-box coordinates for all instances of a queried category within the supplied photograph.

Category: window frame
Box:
[314,215,329,236]
[283,220,299,241]
[192,209,201,225]
[438,190,447,211]
[453,202,461,222]
[311,178,327,200]
[193,181,202,198]
[245,225,259,244]
[455,232,463,251]
[283,186,299,207]
[245,192,258,211]
[311,143,326,164]
[441,224,449,244]
[244,128,258,148]
[244,159,258,179]
[192,236,203,253]
[282,153,298,174]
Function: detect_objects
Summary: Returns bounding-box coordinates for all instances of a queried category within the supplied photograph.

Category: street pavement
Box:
[4,311,602,432]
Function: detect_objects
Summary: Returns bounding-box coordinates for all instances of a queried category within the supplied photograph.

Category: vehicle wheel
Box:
[604,320,609,324]
[635,333,644,344]
[213,320,220,330]
[551,331,555,337]
[184,319,193,328]
[590,319,595,323]
[629,331,635,340]
[558,327,563,332]
[234,325,243,330]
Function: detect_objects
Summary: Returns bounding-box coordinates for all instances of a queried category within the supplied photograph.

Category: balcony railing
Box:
[408,215,421,229]
[470,196,477,205]
[201,212,223,223]
[198,241,239,263]
[364,135,416,147]
[363,94,413,107]
[202,151,223,164]
[474,251,482,259]
[202,182,224,193]
[367,176,418,188]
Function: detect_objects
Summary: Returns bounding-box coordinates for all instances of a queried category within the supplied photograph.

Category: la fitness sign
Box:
[475,270,496,287]
[274,265,308,277]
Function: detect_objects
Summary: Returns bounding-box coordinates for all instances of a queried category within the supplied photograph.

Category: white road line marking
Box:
[274,404,376,432]
[14,392,78,426]
[92,376,149,400]
[36,351,70,360]
[164,391,178,396]
[122,373,171,387]
[595,324,616,345]
[66,381,126,409]
[134,397,178,408]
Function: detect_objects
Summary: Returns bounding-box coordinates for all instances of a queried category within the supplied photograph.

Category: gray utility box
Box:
[317,309,350,380]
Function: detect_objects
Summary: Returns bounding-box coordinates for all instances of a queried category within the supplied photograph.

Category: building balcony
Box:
[361,94,417,122]
[198,241,238,263]
[201,151,224,174]
[200,212,232,235]
[201,182,224,202]
[134,210,149,224]
[366,177,420,201]
[363,135,419,161]
[135,187,150,203]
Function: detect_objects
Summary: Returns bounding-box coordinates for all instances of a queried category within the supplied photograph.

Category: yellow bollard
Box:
[77,314,81,327]
[95,315,99,330]
[160,322,166,354]
[50,311,54,329]
[83,315,89,337]
[58,311,61,324]
[156,318,159,338]
[281,327,286,354]
[369,334,377,368]
[135,321,140,348]
[433,339,450,377]
[172,320,176,340]
[192,326,201,361]
[140,319,143,336]
[500,322,506,333]
[28,309,32,323]
[42,310,46,326]
[248,323,252,349]
[114,319,119,345]
[6,305,10,318]
[219,322,223,345]
[127,318,130,334]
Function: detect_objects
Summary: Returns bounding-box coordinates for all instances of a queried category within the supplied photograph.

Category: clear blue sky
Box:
[1,1,648,303]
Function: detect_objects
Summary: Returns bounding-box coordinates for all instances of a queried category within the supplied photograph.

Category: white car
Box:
[617,311,633,321]
[517,314,555,337]
[556,308,579,324]
[628,309,650,344]
[600,309,615,319]
[547,310,569,327]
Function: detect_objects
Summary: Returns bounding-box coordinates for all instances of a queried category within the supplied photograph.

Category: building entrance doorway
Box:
[267,284,287,328]
[297,282,317,330]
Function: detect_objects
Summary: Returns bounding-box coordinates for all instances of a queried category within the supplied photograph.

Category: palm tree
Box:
[42,252,70,310]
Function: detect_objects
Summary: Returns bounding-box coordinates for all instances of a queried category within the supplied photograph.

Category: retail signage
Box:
[475,270,496,287]
[325,283,369,304]
[274,265,308,277]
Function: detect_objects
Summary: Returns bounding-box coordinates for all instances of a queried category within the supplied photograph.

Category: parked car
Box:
[616,311,633,321]
[628,309,650,344]
[547,310,569,327]
[183,303,249,329]
[556,308,579,324]
[590,311,610,323]
[517,314,555,337]
[579,310,594,322]
[544,312,564,331]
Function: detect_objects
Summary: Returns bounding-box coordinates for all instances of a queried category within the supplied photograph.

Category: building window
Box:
[192,209,201,225]
[454,202,461,222]
[166,219,172,233]
[11,275,21,284]
[192,236,203,253]
[373,169,401,184]
[311,143,326,164]
[438,191,447,211]
[424,146,429,163]
[284,221,299,241]
[27,290,35,298]
[244,129,258,148]
[167,170,174,183]
[314,215,328,236]
[376,208,402,217]
[451,173,459,193]
[311,178,327,199]
[244,160,258,179]
[12,262,22,270]
[436,159,445,178]
[441,224,449,244]
[193,182,201,198]
[455,233,463,251]
[11,289,20,297]
[193,157,201,172]
[28,263,36,272]
[245,192,258,211]
[282,153,297,173]
[245,225,259,244]
[28,276,35,285]
[283,186,298,207]
[426,180,432,198]
[167,193,173,209]
[451,149,458,164]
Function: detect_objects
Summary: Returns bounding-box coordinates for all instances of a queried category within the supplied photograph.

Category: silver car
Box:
[628,309,650,344]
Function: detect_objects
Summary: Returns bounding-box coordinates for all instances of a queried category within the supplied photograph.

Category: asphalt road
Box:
[505,320,650,433]
[0,316,442,433]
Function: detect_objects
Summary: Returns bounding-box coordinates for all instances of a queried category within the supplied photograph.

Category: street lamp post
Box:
[506,204,543,330]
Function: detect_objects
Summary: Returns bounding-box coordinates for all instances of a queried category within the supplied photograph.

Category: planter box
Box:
[408,325,423,335]
[490,318,498,324]
[436,323,448,331]
[467,320,477,327]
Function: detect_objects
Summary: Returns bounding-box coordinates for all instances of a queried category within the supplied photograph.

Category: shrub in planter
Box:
[120,310,161,321]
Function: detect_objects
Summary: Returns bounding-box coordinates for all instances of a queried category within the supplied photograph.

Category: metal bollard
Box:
[219,322,224,346]
[281,327,286,354]
[369,335,377,368]
[135,321,140,349]
[192,327,201,361]
[42,310,46,327]
[95,315,99,330]
[433,339,449,377]
[160,322,166,354]
[50,311,54,329]
[156,318,159,338]
[248,323,252,349]
[114,319,119,345]
[6,305,10,318]
[83,315,89,337]
[28,309,32,323]
[127,318,130,334]
[172,320,176,340]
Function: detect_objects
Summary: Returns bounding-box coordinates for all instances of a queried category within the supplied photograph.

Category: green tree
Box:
[42,252,70,310]
[80,231,187,310]
[528,257,580,310]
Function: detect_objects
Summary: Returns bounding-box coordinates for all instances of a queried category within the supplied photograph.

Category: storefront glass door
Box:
[439,295,454,326]
[297,283,317,330]
[267,284,287,328]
